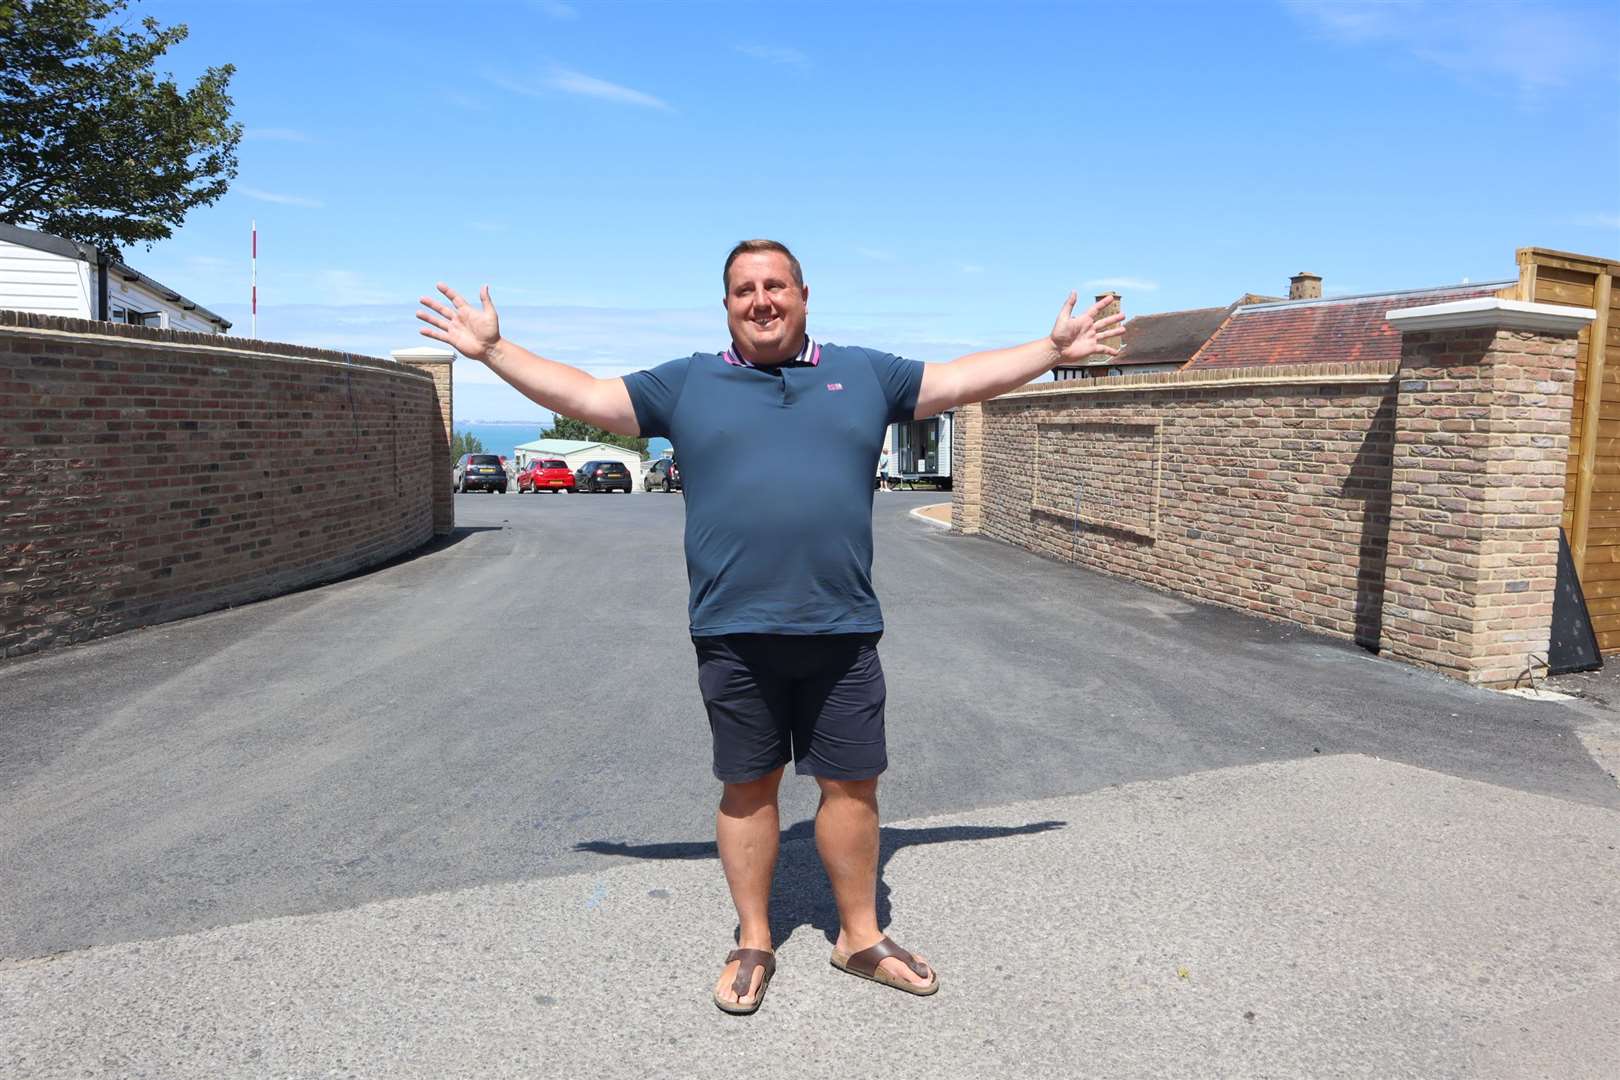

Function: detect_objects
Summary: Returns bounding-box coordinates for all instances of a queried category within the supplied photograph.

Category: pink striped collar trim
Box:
[723,337,819,368]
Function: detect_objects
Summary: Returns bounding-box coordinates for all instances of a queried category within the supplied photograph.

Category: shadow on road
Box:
[577,819,1065,946]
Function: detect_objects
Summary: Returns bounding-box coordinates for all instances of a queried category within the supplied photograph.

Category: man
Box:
[416,240,1123,1015]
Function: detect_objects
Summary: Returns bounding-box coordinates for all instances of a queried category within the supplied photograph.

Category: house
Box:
[1051,289,1281,381]
[1182,274,1513,371]
[512,438,644,490]
[0,223,230,333]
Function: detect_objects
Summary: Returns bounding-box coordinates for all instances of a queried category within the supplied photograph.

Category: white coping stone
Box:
[390,346,455,362]
[1386,297,1597,334]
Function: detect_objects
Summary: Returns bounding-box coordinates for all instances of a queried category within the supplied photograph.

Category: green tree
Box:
[540,415,648,457]
[450,431,485,460]
[0,0,241,256]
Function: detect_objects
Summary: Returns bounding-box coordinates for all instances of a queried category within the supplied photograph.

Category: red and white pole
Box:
[251,219,258,339]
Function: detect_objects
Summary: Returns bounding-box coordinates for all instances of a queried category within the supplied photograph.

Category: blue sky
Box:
[126,0,1620,421]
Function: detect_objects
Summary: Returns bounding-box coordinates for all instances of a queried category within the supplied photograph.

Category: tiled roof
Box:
[1183,282,1512,370]
[1055,299,1250,370]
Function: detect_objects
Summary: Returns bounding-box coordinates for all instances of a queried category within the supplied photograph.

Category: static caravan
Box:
[887,408,953,489]
[0,223,230,334]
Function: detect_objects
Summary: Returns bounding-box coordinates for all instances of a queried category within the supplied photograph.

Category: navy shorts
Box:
[692,632,887,783]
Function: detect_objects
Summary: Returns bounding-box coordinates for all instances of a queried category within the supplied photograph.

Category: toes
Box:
[881,955,933,986]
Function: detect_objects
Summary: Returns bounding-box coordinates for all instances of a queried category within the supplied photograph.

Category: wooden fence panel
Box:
[1520,248,1620,651]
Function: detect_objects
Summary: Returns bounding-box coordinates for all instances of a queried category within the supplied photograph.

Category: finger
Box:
[1092,344,1122,357]
[419,295,455,319]
[1059,291,1077,321]
[1096,312,1127,330]
[419,326,451,344]
[437,282,469,308]
[1097,325,1127,340]
[415,310,450,332]
[1084,295,1115,319]
[480,284,495,313]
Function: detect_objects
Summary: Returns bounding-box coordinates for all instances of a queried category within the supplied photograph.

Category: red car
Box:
[517,457,577,493]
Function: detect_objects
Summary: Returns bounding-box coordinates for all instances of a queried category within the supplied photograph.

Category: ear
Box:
[801,283,810,306]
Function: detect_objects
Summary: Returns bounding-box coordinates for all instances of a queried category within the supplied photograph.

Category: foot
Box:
[834,930,934,989]
[714,942,773,1009]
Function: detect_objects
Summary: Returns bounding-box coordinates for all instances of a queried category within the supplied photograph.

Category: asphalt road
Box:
[3,489,1618,1077]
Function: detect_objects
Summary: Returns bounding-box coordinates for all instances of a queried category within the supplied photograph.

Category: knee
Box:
[815,776,879,807]
[720,767,783,817]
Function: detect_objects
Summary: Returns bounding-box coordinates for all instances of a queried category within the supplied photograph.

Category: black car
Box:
[644,458,682,493]
[454,453,507,493]
[575,459,633,493]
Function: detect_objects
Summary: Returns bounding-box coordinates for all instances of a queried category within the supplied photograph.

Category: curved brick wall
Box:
[1,311,444,658]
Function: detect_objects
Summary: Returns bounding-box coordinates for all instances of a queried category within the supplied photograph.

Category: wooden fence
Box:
[1512,248,1620,651]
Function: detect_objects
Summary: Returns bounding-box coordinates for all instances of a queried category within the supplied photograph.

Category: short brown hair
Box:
[723,239,804,293]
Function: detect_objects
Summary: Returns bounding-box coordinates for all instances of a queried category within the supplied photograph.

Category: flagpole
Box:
[251,219,258,339]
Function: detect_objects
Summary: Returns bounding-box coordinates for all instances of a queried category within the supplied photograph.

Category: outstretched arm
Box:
[913,293,1125,418]
[415,283,640,436]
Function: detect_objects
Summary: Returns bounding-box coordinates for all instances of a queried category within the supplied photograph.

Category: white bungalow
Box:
[0,223,230,333]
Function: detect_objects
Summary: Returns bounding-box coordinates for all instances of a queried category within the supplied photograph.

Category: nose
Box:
[750,288,775,314]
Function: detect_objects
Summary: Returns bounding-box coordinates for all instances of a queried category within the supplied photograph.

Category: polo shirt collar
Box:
[723,336,819,369]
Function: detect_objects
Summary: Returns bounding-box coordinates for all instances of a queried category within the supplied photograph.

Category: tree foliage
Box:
[540,415,648,456]
[450,431,485,459]
[0,0,241,256]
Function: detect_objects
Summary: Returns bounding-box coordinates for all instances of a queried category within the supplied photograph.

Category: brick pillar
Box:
[392,346,455,535]
[1381,299,1592,686]
[951,402,984,533]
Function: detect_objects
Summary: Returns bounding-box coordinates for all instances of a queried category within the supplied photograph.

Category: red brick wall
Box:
[954,363,1401,645]
[1,311,440,658]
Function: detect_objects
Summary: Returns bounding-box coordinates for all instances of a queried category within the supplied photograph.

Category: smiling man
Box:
[416,239,1124,1015]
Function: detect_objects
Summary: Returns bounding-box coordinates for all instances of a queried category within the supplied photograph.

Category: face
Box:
[724,251,809,364]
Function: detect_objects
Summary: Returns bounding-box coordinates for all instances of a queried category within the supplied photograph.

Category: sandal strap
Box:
[845,936,930,980]
[725,948,776,999]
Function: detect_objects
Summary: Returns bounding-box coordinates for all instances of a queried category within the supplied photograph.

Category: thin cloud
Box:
[533,0,577,18]
[238,186,323,209]
[548,68,672,110]
[1579,212,1620,230]
[1282,0,1616,96]
[957,263,985,275]
[856,247,898,263]
[243,127,312,143]
[483,68,672,111]
[1086,276,1159,292]
[735,43,810,69]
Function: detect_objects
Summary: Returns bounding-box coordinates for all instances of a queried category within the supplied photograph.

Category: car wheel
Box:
[663,478,672,493]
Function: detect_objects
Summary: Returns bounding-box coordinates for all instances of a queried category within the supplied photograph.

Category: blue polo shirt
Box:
[623,339,925,636]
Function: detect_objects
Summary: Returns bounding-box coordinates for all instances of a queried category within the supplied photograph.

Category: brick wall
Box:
[1381,328,1576,685]
[956,363,1401,646]
[953,309,1586,687]
[1,311,442,658]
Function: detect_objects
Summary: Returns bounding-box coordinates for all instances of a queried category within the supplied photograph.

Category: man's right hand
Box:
[416,283,501,362]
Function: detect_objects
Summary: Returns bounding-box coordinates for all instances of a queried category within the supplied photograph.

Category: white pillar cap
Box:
[390,345,455,362]
[1386,297,1595,333]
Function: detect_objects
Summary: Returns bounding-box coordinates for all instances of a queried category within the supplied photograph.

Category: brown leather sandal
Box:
[713,948,776,1015]
[830,936,939,996]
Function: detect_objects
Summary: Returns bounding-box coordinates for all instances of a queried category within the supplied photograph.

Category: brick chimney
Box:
[1094,290,1121,322]
[1289,272,1322,300]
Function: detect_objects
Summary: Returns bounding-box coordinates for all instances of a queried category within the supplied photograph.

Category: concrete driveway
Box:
[2,490,1617,1078]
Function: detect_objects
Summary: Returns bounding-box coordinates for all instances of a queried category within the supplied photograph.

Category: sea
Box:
[454,419,671,461]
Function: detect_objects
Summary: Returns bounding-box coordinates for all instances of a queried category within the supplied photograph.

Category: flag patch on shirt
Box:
[826,382,844,391]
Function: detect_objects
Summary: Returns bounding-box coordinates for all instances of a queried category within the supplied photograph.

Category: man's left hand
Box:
[1050,292,1127,365]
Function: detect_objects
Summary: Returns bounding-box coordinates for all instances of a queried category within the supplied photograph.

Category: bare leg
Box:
[814,776,932,988]
[713,766,783,1007]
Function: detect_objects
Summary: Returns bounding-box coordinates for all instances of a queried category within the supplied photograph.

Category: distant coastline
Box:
[453,419,671,462]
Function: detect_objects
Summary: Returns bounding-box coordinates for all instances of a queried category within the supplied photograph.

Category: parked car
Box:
[517,457,577,493]
[575,459,633,493]
[454,453,507,493]
[644,458,682,493]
